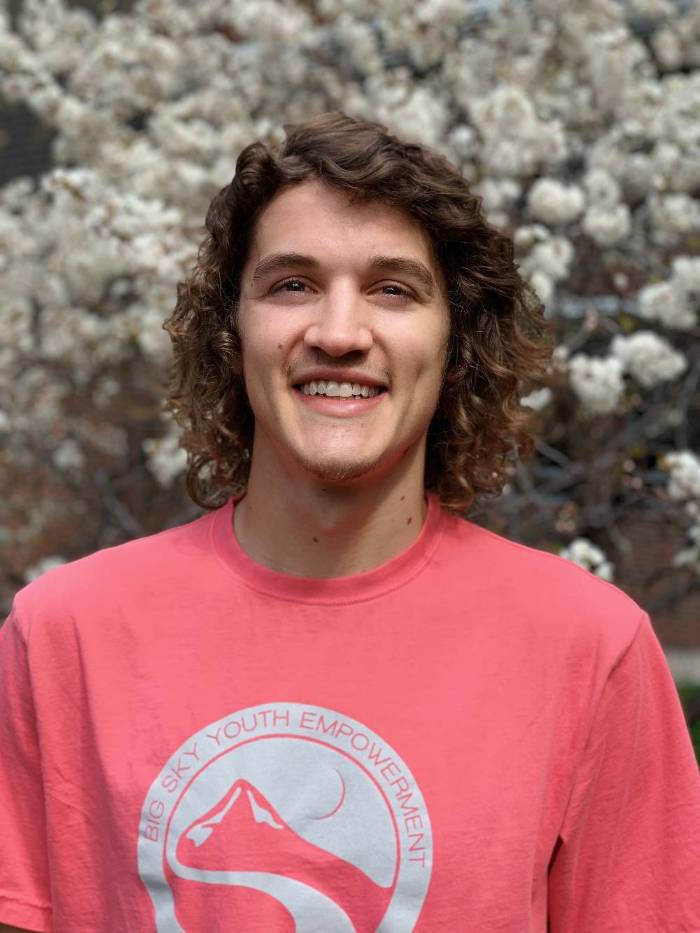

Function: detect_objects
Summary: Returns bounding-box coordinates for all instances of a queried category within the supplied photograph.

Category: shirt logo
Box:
[138,702,433,931]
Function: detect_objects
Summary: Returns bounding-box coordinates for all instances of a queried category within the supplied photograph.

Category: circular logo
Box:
[138,702,432,931]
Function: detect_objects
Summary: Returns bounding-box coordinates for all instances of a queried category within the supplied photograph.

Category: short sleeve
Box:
[0,607,53,931]
[548,612,700,932]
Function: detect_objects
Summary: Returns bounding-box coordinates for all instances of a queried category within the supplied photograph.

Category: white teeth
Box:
[299,380,381,398]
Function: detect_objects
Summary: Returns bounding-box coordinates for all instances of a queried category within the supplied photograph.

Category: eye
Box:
[377,283,414,301]
[269,278,415,300]
[271,277,311,294]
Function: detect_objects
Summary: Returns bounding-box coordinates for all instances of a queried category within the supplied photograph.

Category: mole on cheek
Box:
[312,537,319,543]
[277,344,283,350]
[407,516,413,525]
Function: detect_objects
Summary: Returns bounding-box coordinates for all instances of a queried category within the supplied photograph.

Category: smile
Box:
[297,380,383,398]
[292,382,386,417]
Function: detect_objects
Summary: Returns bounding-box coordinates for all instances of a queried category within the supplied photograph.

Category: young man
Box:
[1,112,698,932]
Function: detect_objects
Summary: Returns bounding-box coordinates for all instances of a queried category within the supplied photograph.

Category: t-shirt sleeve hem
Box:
[0,893,52,932]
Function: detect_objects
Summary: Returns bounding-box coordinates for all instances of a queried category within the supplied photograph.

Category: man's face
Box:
[237,179,451,486]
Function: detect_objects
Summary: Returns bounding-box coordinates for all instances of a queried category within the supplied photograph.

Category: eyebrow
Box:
[249,252,437,297]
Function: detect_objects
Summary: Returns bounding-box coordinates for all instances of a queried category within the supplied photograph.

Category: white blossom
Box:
[143,425,187,488]
[637,280,696,330]
[514,224,550,250]
[529,270,555,308]
[551,345,570,372]
[52,439,86,472]
[568,354,625,414]
[648,192,700,242]
[468,85,568,177]
[610,331,686,388]
[582,203,631,246]
[24,555,66,583]
[339,18,383,75]
[673,525,700,573]
[636,256,700,329]
[376,84,451,148]
[583,168,621,208]
[583,25,649,116]
[446,124,477,160]
[475,178,522,220]
[523,236,574,283]
[526,178,585,225]
[663,451,700,501]
[672,255,700,295]
[521,387,553,411]
[653,26,683,70]
[559,538,614,581]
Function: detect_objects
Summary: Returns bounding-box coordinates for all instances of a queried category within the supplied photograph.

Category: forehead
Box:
[245,180,437,268]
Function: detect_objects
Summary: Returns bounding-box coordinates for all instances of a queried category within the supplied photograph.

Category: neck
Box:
[233,446,429,578]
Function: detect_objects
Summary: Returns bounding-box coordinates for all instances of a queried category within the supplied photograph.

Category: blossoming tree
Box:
[1,0,698,640]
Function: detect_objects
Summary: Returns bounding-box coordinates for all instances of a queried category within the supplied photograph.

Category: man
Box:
[1,112,698,932]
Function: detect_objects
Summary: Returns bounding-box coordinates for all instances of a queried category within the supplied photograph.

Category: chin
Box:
[293,450,387,485]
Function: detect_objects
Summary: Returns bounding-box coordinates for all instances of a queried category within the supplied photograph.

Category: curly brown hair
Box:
[164,111,553,514]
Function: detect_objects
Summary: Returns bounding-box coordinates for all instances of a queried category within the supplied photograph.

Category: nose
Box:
[303,282,373,357]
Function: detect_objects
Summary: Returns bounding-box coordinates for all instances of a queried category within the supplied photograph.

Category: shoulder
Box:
[11,506,221,634]
[436,510,645,662]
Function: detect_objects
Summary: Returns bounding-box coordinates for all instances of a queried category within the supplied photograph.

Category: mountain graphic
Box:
[166,778,394,932]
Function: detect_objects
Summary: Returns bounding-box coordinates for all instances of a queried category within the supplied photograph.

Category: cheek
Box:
[400,325,450,384]
[239,317,283,377]
[243,312,300,362]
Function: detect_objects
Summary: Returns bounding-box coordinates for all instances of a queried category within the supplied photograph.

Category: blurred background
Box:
[1,0,698,739]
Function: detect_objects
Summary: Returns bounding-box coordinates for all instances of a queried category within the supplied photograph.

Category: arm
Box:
[548,612,700,932]
[0,609,53,933]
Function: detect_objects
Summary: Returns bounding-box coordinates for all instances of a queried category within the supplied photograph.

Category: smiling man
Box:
[232,179,452,577]
[1,112,699,933]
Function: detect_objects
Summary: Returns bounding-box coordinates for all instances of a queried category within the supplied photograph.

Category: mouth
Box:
[293,379,386,399]
[291,379,387,416]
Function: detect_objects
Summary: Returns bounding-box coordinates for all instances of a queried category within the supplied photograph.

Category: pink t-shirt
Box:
[1,495,699,932]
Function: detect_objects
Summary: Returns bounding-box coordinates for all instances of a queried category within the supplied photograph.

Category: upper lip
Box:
[292,369,388,389]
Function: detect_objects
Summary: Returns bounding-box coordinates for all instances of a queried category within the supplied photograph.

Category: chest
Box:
[37,606,575,931]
